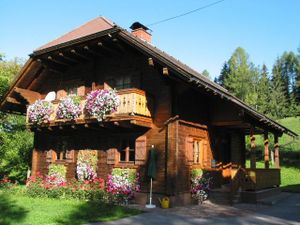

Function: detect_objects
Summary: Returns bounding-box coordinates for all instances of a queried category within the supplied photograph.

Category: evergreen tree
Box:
[272,52,300,104]
[269,64,290,118]
[223,47,259,107]
[296,46,300,103]
[216,62,230,86]
[256,64,271,114]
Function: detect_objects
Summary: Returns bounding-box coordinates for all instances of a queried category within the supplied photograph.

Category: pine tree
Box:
[272,52,300,103]
[216,62,230,86]
[269,65,289,118]
[257,64,271,114]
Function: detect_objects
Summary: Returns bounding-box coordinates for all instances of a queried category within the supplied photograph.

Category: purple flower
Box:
[85,89,120,121]
[27,100,54,125]
[56,95,82,120]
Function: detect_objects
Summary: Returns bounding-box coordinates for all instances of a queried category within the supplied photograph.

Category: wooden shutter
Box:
[66,150,74,163]
[135,136,147,165]
[107,148,117,165]
[57,90,67,99]
[185,136,194,164]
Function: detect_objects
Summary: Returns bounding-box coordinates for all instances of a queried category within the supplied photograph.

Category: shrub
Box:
[25,173,107,202]
[191,170,212,203]
[85,89,120,121]
[0,177,16,190]
[191,169,203,179]
[56,95,82,120]
[27,100,53,125]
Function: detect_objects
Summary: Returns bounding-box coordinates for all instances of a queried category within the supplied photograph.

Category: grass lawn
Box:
[0,190,141,225]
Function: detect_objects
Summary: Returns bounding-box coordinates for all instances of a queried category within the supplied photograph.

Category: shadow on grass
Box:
[281,184,300,193]
[55,201,141,225]
[0,191,27,225]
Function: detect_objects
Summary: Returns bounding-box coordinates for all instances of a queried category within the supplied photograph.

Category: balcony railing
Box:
[26,88,153,126]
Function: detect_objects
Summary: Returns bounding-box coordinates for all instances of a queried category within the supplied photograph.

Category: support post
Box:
[250,126,256,169]
[274,135,280,168]
[264,131,270,169]
[31,148,39,177]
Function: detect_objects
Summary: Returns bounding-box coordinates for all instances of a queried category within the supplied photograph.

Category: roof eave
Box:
[31,26,120,57]
[117,30,298,138]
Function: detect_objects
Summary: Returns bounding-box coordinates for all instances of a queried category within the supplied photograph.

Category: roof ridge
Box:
[35,16,115,52]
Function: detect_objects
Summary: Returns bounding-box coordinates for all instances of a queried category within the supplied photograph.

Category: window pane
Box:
[120,150,126,161]
[129,149,135,161]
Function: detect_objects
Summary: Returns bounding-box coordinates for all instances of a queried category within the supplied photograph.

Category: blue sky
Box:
[1,0,299,79]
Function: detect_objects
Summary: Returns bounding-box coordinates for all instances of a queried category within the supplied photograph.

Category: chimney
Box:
[130,22,152,43]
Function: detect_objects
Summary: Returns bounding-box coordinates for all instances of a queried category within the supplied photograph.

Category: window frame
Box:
[193,138,203,165]
[118,138,136,163]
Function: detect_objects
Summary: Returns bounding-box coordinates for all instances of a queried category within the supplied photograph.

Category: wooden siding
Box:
[166,120,214,194]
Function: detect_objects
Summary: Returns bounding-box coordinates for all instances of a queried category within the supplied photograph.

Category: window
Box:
[115,75,132,90]
[193,139,202,164]
[119,138,135,162]
[55,140,68,161]
[66,86,77,95]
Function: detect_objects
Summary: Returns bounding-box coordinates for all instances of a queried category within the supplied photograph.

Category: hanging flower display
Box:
[56,95,82,120]
[85,89,120,121]
[27,100,54,125]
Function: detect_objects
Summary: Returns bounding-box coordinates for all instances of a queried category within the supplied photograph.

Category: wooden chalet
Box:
[0,17,298,205]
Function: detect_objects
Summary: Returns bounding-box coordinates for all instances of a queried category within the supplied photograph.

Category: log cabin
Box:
[0,17,298,205]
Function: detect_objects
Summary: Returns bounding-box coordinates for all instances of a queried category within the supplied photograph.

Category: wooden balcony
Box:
[26,88,153,129]
[243,168,280,190]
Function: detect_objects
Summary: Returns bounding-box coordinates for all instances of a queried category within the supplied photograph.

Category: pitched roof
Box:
[1,16,298,137]
[36,17,115,52]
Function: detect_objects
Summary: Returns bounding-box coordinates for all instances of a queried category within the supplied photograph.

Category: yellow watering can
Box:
[158,197,170,209]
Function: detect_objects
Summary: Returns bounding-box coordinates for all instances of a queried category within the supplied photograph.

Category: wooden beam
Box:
[47,56,70,67]
[37,59,65,73]
[112,38,126,52]
[211,120,245,127]
[96,42,120,55]
[250,125,256,169]
[83,45,104,57]
[14,87,41,104]
[264,131,270,169]
[274,135,280,168]
[6,97,22,105]
[70,49,90,60]
[148,57,154,66]
[163,67,169,76]
[58,52,79,63]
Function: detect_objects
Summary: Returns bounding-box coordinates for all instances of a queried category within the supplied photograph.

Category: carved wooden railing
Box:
[116,88,152,117]
[26,88,153,125]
